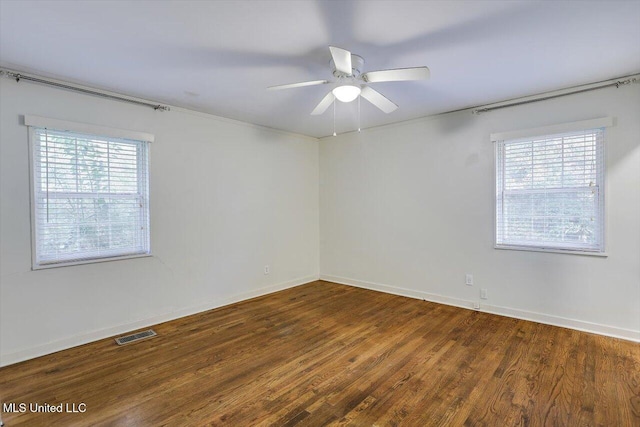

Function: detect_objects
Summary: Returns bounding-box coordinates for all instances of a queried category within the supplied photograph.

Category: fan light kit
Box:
[332,85,361,103]
[268,46,430,135]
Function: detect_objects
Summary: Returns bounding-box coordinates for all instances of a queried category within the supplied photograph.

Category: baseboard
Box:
[0,274,319,367]
[319,274,640,343]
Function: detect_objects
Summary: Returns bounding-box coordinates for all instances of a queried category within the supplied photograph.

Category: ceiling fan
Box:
[268,46,430,116]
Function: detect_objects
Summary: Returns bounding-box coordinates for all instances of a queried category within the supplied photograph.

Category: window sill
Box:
[494,245,608,257]
[32,253,153,270]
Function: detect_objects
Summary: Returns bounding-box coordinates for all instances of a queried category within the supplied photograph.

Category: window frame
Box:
[492,118,611,257]
[26,116,153,269]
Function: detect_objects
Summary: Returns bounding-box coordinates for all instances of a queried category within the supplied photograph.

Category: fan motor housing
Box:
[331,54,365,78]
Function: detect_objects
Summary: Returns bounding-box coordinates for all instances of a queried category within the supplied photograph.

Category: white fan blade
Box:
[329,46,352,75]
[311,92,335,115]
[268,80,329,90]
[360,86,398,113]
[362,67,430,83]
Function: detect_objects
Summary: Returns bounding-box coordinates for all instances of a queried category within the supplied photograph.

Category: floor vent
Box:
[115,329,157,346]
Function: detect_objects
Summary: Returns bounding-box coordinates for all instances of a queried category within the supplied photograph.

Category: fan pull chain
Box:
[358,96,361,132]
[333,100,337,137]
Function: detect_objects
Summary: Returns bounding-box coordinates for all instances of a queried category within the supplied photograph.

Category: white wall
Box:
[320,85,640,341]
[0,79,320,366]
[1,77,638,368]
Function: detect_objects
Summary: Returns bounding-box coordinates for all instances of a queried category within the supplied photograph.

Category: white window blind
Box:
[30,127,150,268]
[495,127,605,253]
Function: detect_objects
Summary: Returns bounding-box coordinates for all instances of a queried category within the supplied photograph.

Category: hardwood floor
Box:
[1,280,638,426]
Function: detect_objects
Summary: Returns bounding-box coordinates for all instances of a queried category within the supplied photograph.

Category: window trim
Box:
[26,118,153,270]
[24,115,154,143]
[490,117,613,142]
[494,244,608,257]
[492,118,611,256]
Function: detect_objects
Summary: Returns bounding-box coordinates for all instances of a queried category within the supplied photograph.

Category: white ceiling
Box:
[1,0,639,138]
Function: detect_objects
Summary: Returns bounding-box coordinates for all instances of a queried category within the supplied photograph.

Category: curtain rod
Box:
[472,74,639,114]
[0,69,170,112]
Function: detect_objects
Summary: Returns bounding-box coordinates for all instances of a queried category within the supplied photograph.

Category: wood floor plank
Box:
[0,280,637,426]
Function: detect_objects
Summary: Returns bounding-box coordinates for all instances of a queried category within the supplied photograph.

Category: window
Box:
[27,116,151,268]
[494,120,608,254]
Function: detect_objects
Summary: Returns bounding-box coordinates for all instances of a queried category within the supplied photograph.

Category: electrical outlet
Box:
[465,274,473,286]
[264,265,270,275]
[480,288,488,299]
[473,302,480,309]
